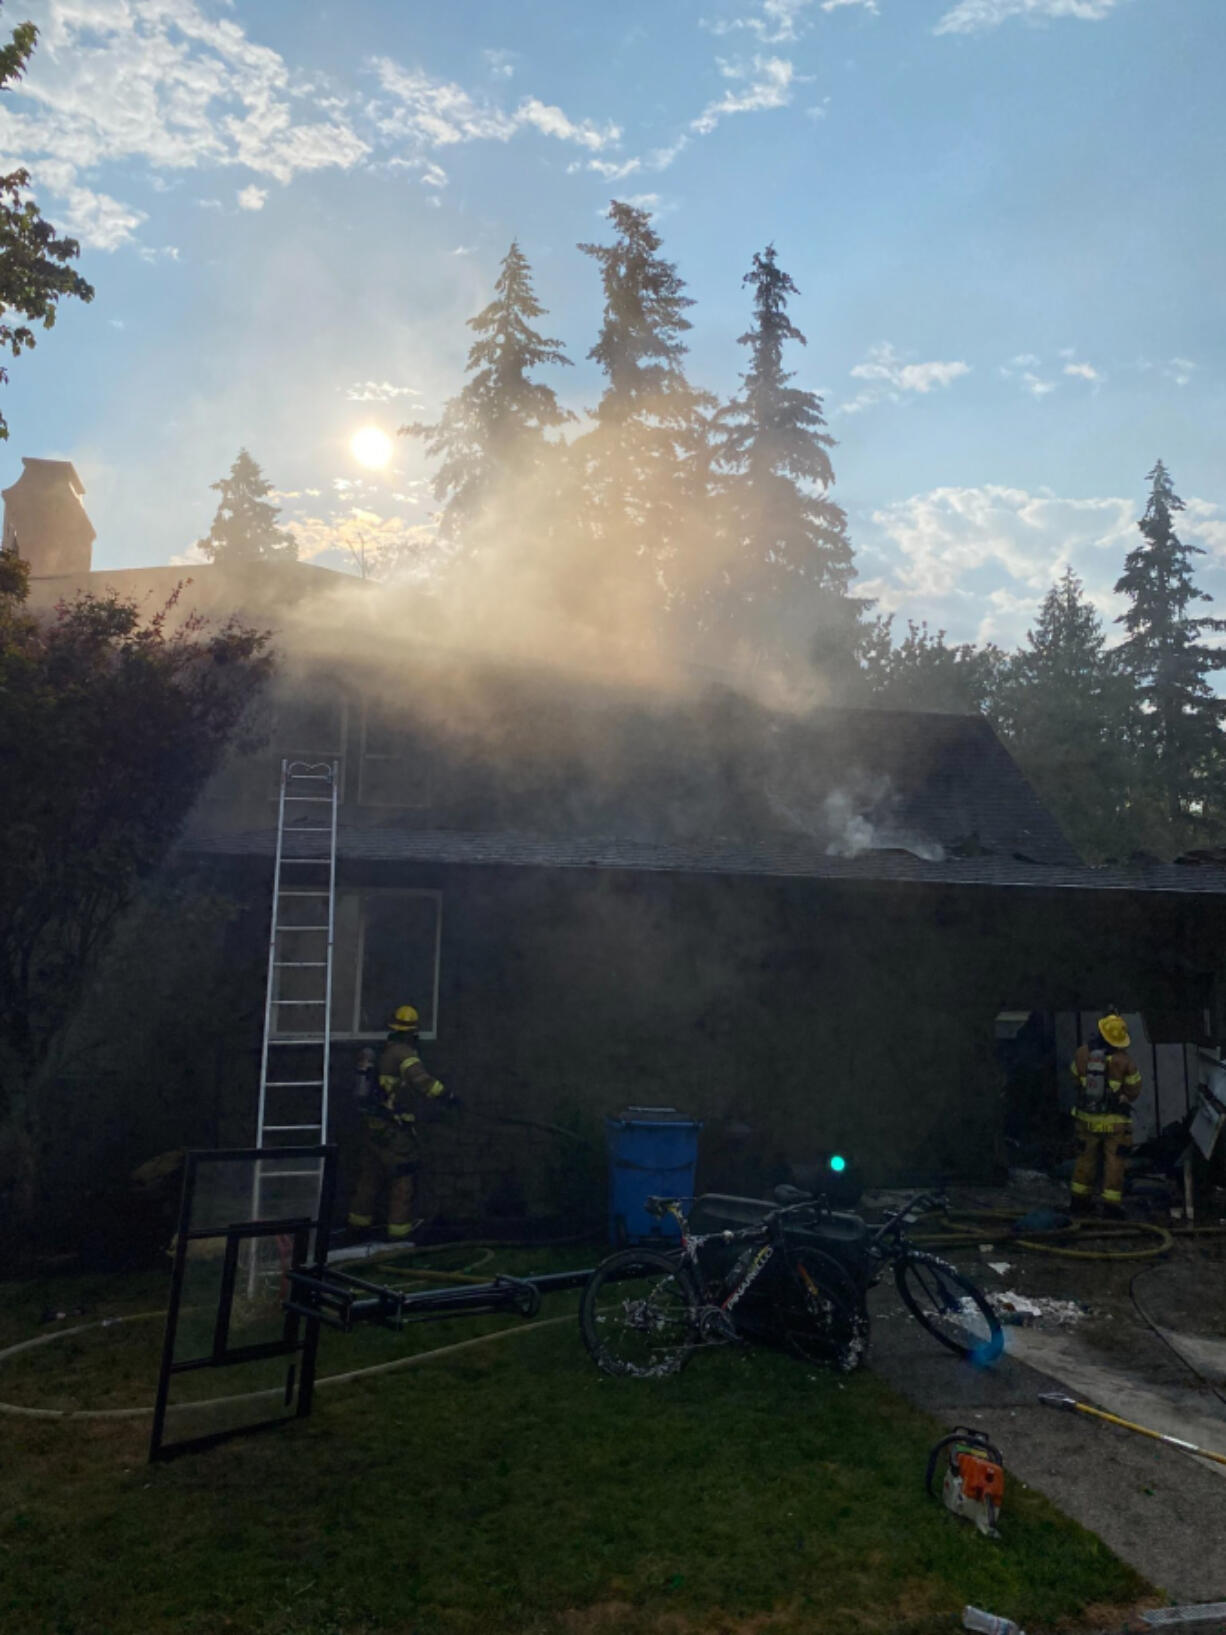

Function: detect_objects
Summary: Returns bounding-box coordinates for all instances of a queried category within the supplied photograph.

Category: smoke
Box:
[764,763,946,860]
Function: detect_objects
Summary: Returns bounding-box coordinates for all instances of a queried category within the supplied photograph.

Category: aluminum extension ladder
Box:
[249,759,339,1287]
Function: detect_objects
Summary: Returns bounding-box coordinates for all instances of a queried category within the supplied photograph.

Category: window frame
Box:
[331,887,443,1043]
[357,696,432,810]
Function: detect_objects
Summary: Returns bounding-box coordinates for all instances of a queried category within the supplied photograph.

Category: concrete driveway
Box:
[868,1275,1226,1608]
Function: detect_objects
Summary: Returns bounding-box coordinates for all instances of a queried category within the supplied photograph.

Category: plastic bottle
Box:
[963,1609,1023,1635]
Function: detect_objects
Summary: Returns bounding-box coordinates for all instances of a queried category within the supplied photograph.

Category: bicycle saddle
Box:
[773,1184,814,1205]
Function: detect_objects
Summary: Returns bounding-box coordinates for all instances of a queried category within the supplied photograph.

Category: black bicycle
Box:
[579,1192,871,1378]
[579,1187,1003,1379]
[853,1187,1002,1363]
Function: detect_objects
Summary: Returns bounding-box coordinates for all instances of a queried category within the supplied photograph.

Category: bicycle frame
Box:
[655,1196,822,1324]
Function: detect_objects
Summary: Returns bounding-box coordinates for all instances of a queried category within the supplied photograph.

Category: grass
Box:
[0,1246,1150,1635]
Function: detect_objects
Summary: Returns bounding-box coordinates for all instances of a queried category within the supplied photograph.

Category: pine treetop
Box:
[401,241,573,541]
[197,449,297,563]
[579,201,695,419]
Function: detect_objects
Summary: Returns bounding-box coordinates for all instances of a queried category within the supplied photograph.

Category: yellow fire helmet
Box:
[1098,1013,1130,1051]
[388,1004,420,1033]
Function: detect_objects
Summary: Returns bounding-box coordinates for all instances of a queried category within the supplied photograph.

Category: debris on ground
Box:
[995,1291,1089,1327]
[987,1262,1013,1276]
[963,1606,1024,1634]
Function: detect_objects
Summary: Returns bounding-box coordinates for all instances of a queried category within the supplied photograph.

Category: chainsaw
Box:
[925,1427,1005,1538]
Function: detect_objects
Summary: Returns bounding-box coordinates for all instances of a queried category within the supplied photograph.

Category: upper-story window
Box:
[271,690,348,800]
[359,699,431,808]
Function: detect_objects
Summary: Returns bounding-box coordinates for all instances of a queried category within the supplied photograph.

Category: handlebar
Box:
[643,1194,827,1237]
[867,1190,947,1246]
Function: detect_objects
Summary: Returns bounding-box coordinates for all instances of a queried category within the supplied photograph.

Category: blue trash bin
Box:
[606,1106,703,1245]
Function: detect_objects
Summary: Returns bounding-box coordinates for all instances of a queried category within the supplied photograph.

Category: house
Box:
[13,458,1226,1231]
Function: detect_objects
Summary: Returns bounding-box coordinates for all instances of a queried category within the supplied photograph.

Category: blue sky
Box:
[1,0,1223,648]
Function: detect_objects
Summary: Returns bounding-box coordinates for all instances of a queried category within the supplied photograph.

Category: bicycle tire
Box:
[579,1248,699,1378]
[784,1246,870,1372]
[894,1251,1003,1364]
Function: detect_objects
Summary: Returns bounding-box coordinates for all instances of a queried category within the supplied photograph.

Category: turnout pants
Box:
[1071,1117,1131,1205]
[348,1119,420,1238]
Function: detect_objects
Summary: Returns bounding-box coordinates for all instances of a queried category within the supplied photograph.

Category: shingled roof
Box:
[185,823,1226,896]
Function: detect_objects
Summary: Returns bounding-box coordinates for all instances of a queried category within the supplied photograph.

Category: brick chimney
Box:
[2,457,96,576]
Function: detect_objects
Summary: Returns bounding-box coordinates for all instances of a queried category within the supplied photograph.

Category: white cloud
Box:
[344,381,421,402]
[36,173,148,250]
[371,58,619,155]
[1063,360,1100,381]
[483,49,517,80]
[286,504,439,582]
[1182,498,1226,558]
[1165,356,1197,387]
[236,184,267,210]
[691,56,799,135]
[842,342,971,412]
[702,0,874,42]
[584,156,643,181]
[858,484,1138,644]
[449,244,475,256]
[1,0,370,250]
[999,354,1057,396]
[935,0,1123,35]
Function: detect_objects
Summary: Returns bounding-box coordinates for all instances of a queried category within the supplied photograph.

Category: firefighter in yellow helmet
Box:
[1069,1012,1143,1217]
[347,1005,456,1241]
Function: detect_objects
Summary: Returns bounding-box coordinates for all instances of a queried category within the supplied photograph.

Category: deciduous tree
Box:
[862,616,1004,714]
[0,12,94,442]
[0,556,272,1231]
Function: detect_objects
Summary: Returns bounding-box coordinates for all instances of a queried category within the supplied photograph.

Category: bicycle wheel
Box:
[894,1252,1003,1364]
[579,1249,699,1378]
[784,1247,870,1372]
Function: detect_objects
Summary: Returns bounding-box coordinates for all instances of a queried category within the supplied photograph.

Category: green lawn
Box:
[0,1247,1150,1635]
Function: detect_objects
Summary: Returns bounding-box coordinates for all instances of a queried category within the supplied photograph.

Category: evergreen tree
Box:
[574,202,714,622]
[401,240,573,548]
[714,245,861,672]
[1114,460,1226,839]
[863,617,1003,714]
[197,450,297,563]
[994,569,1136,860]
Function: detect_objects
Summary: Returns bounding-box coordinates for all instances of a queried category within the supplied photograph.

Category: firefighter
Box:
[347,1004,455,1241]
[1070,1012,1143,1216]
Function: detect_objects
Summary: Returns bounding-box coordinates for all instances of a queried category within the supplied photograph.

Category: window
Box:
[358,699,431,808]
[271,691,348,800]
[331,890,442,1040]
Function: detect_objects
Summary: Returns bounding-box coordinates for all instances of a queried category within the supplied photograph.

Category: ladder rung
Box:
[263,1124,324,1132]
[259,1169,324,1179]
[275,999,326,1006]
[274,961,327,967]
[286,827,332,833]
[265,1080,326,1087]
[281,859,329,865]
[275,924,329,931]
[279,891,330,897]
[284,795,333,803]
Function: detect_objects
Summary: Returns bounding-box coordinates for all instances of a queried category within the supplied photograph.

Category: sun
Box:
[351,425,394,469]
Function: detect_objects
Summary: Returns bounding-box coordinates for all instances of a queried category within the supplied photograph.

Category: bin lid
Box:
[606,1106,701,1126]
